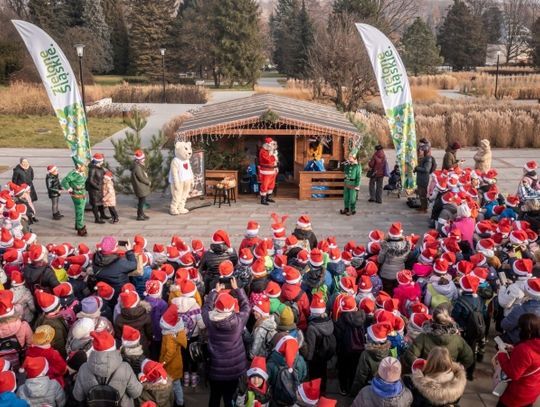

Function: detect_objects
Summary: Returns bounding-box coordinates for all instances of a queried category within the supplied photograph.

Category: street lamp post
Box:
[160,48,166,103]
[495,51,500,100]
[74,43,86,113]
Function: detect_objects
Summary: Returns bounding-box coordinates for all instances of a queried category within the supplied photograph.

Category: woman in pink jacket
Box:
[450,203,475,248]
[0,290,32,369]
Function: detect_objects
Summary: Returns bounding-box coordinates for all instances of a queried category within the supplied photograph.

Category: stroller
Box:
[384,164,402,198]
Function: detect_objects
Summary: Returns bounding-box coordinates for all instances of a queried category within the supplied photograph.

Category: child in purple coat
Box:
[144,279,168,360]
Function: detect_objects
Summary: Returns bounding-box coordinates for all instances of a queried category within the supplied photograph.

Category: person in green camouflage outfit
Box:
[61,164,88,236]
[340,149,361,216]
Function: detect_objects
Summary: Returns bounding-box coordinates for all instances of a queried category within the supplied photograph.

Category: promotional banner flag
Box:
[12,20,91,167]
[356,23,417,189]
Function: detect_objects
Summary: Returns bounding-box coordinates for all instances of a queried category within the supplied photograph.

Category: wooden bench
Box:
[299,171,345,200]
[205,170,239,198]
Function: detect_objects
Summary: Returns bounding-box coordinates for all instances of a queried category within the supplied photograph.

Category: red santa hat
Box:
[218,260,234,278]
[28,244,47,263]
[328,248,341,263]
[215,292,238,313]
[367,323,389,343]
[254,241,268,259]
[334,294,357,321]
[317,397,337,407]
[298,378,321,406]
[212,230,231,248]
[513,258,533,277]
[419,248,437,264]
[352,245,366,258]
[412,358,427,372]
[297,215,311,228]
[179,280,197,298]
[383,298,400,315]
[153,244,166,256]
[251,258,267,278]
[459,275,480,294]
[94,281,115,301]
[10,270,24,287]
[359,297,375,315]
[134,149,145,160]
[369,229,385,242]
[239,248,254,265]
[362,261,378,277]
[177,253,194,267]
[150,269,168,284]
[410,312,432,330]
[245,220,259,237]
[93,152,104,163]
[388,223,403,239]
[283,265,302,285]
[375,291,391,308]
[309,292,326,315]
[166,246,180,263]
[91,330,116,352]
[441,237,460,254]
[433,258,449,275]
[274,335,299,372]
[410,302,429,315]
[309,248,324,267]
[358,275,372,293]
[47,164,58,174]
[271,213,288,238]
[122,325,141,347]
[0,290,15,318]
[265,281,281,298]
[21,356,49,379]
[510,229,528,245]
[120,290,140,309]
[53,282,73,297]
[144,279,163,298]
[252,296,270,317]
[397,269,413,285]
[317,240,330,253]
[472,267,488,283]
[296,250,309,265]
[484,187,498,202]
[160,304,181,330]
[247,356,268,381]
[441,252,456,266]
[525,278,540,299]
[285,235,299,248]
[524,160,538,172]
[67,264,83,279]
[0,370,16,393]
[476,238,495,255]
[139,359,168,384]
[339,276,357,295]
[35,289,59,313]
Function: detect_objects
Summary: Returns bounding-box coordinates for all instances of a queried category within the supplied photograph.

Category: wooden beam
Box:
[208,129,332,136]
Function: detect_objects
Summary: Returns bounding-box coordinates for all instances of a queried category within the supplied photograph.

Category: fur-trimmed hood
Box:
[411,363,466,405]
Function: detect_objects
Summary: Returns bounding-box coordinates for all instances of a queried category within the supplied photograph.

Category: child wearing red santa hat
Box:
[235,356,271,407]
[17,356,65,406]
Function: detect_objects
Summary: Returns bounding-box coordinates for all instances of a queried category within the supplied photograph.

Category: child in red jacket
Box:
[392,270,421,317]
[25,325,67,387]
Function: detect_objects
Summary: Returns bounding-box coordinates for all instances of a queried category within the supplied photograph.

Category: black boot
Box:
[340,209,349,215]
[99,206,111,220]
[267,194,275,203]
[53,213,62,220]
[94,217,105,224]
[77,226,88,237]
[92,207,105,224]
[260,195,269,205]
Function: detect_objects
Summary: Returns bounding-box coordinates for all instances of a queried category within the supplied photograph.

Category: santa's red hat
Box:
[191,240,204,254]
[153,244,166,256]
[297,215,311,228]
[375,291,391,308]
[309,292,326,315]
[524,160,537,172]
[254,241,268,259]
[433,258,449,275]
[120,290,140,309]
[309,248,324,267]
[296,250,309,264]
[328,248,341,263]
[274,335,298,372]
[271,213,288,238]
[472,267,488,283]
[274,255,287,269]
[369,229,385,242]
[212,230,231,248]
[265,281,281,298]
[215,292,238,313]
[179,280,197,298]
[28,244,47,263]
[410,312,432,330]
[139,359,168,384]
[283,265,301,285]
[239,248,254,265]
[93,152,104,163]
[476,238,495,255]
[53,282,73,297]
[160,304,180,330]
[388,223,403,239]
[35,289,59,313]
[253,296,270,317]
[298,378,321,406]
[21,356,48,378]
[332,294,356,321]
[410,302,429,315]
[441,252,456,265]
[397,270,413,285]
[317,397,337,407]
[67,264,83,279]
[352,245,366,258]
[358,275,372,293]
[0,228,13,249]
[245,220,259,237]
[0,290,15,318]
[144,279,163,297]
[10,270,24,287]
[359,297,375,315]
[484,188,498,202]
[525,278,540,298]
[179,253,195,267]
[122,325,141,347]
[419,248,437,264]
[339,276,357,294]
[412,358,427,372]
[460,275,480,294]
[247,356,268,380]
[363,261,378,277]
[218,260,234,278]
[317,240,329,253]
[166,246,180,262]
[505,195,519,208]
[251,258,267,278]
[150,269,167,284]
[285,235,299,248]
[91,330,116,352]
[0,370,16,393]
[383,298,400,315]
[510,229,528,245]
[513,258,533,277]
[367,323,389,343]
[46,164,58,174]
[94,281,114,301]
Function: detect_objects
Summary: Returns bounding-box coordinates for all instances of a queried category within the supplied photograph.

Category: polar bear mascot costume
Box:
[169,141,194,215]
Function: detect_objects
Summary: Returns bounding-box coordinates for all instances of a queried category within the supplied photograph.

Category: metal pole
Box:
[78,55,86,114]
[495,53,500,100]
[162,54,166,103]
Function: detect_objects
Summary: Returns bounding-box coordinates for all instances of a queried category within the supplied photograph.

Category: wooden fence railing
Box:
[299,171,344,200]
[205,170,239,198]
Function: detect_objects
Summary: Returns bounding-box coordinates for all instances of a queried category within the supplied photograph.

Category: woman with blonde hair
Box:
[403,346,467,407]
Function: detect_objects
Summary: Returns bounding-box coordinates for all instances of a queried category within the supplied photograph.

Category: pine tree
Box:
[332,0,378,20]
[102,0,130,74]
[271,0,301,76]
[28,0,69,37]
[81,0,113,73]
[482,6,503,44]
[531,17,540,68]
[402,17,443,76]
[212,0,264,87]
[437,0,487,70]
[293,0,314,79]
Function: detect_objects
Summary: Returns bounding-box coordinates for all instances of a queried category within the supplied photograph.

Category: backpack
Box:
[273,366,299,406]
[427,284,450,309]
[0,334,22,370]
[315,331,336,361]
[58,299,80,328]
[86,366,121,407]
[458,297,486,342]
[343,322,365,353]
[283,291,304,323]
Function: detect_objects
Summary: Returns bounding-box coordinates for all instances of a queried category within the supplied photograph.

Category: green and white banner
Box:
[356,23,417,190]
[12,20,91,167]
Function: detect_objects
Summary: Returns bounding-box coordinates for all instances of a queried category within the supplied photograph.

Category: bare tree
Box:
[308,15,376,112]
[503,0,531,63]
[375,0,419,36]
[2,0,30,19]
[464,0,494,17]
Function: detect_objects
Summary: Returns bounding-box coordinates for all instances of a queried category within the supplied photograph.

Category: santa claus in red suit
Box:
[258,137,278,205]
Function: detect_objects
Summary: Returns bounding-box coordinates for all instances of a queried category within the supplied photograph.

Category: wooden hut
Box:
[174,94,360,200]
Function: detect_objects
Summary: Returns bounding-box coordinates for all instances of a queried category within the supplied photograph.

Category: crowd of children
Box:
[1,159,540,407]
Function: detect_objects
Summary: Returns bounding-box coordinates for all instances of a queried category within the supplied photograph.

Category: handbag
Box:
[366,169,375,178]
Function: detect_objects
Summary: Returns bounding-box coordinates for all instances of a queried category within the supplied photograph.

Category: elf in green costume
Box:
[61,164,88,236]
[340,148,362,216]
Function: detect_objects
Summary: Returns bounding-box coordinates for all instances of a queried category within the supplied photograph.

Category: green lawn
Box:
[0,115,126,148]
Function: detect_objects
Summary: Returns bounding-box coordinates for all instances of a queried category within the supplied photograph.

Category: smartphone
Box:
[218,277,232,289]
[494,336,506,351]
[498,272,508,286]
[118,240,128,247]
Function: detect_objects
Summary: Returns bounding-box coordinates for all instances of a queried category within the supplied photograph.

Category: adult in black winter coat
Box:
[23,245,59,292]
[92,238,138,306]
[199,242,238,294]
[86,155,109,224]
[12,157,37,202]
